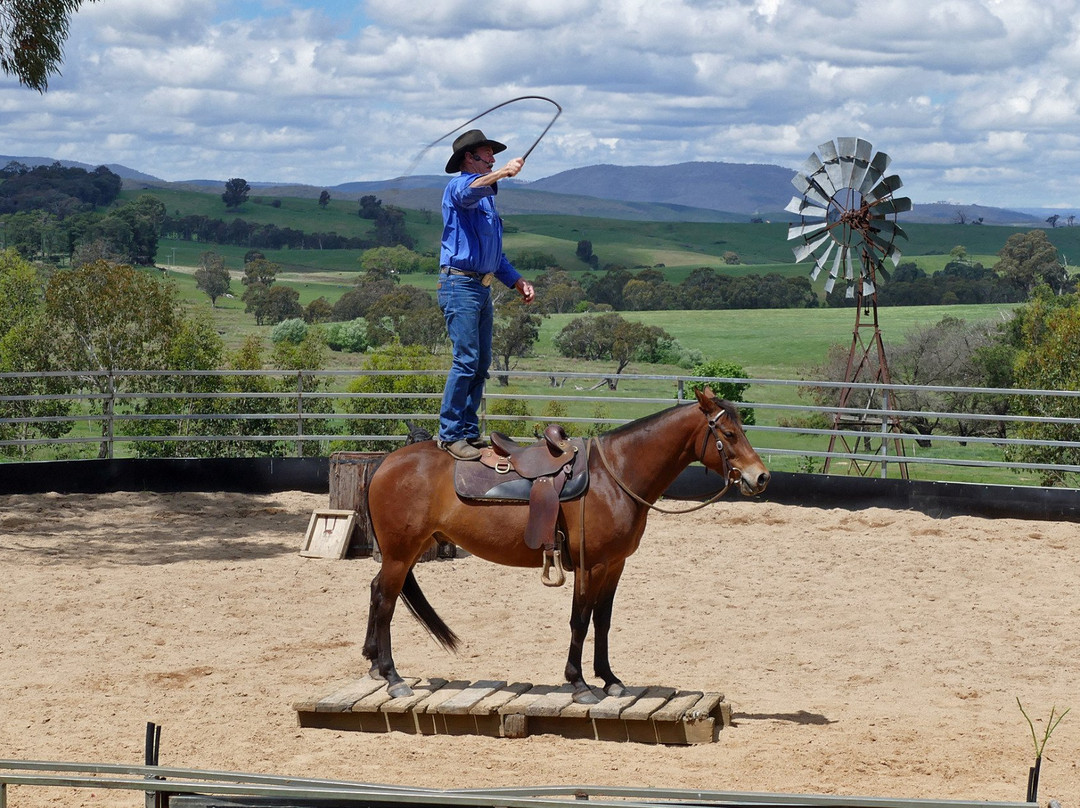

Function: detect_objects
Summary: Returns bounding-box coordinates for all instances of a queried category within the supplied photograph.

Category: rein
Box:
[588,410,741,515]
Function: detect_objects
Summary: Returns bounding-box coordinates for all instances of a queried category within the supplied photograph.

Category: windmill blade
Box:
[829,243,846,281]
[865,174,904,203]
[876,260,891,283]
[810,165,838,198]
[848,139,873,193]
[844,247,855,281]
[869,196,912,216]
[787,220,830,240]
[818,140,845,192]
[785,196,828,217]
[791,173,831,208]
[825,276,837,294]
[845,282,855,299]
[809,239,837,281]
[857,150,891,195]
[801,152,825,176]
[793,231,833,263]
[863,279,875,298]
[837,137,859,187]
[871,219,909,242]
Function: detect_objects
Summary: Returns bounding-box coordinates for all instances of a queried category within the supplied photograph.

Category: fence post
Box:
[677,379,685,402]
[296,370,305,458]
[106,370,116,460]
[879,389,889,479]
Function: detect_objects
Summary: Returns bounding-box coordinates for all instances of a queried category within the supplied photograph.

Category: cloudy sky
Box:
[3,0,1079,209]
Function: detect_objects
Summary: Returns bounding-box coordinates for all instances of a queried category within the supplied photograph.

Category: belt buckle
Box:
[480,273,494,287]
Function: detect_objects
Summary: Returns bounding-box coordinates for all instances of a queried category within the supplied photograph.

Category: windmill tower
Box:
[786,138,911,478]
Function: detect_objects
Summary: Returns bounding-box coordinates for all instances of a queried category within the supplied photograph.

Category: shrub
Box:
[324,318,370,353]
[689,359,755,425]
[270,317,308,345]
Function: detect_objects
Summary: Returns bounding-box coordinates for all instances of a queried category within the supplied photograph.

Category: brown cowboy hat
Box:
[445,129,507,173]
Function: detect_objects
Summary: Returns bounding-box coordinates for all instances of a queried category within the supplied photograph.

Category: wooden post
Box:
[328,452,383,557]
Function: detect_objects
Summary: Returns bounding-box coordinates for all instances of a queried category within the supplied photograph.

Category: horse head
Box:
[694,387,770,496]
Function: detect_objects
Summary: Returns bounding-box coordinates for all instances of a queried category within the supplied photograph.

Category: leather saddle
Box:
[453,425,588,551]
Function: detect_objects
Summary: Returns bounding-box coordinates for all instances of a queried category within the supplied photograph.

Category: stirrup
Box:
[540,532,566,588]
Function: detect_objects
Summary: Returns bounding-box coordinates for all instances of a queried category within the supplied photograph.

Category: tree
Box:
[44,261,182,456]
[195,251,231,306]
[687,359,755,425]
[994,230,1068,296]
[0,0,97,92]
[222,177,251,209]
[1007,292,1080,485]
[0,248,74,456]
[374,206,414,249]
[318,190,331,209]
[339,342,442,451]
[576,239,598,268]
[359,245,419,277]
[491,299,544,385]
[553,312,671,389]
[358,195,381,219]
[1046,214,1060,228]
[532,268,585,314]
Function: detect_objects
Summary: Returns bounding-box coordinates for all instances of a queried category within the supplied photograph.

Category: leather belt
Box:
[442,267,494,286]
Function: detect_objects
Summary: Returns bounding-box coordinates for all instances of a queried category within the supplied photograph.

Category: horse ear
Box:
[694,386,716,411]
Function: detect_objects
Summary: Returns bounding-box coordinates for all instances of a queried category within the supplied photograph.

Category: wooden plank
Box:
[587,685,647,720]
[351,678,418,712]
[469,682,533,716]
[498,683,561,715]
[437,680,506,715]
[523,684,576,718]
[379,678,448,714]
[620,685,676,721]
[312,677,384,712]
[685,691,724,721]
[650,690,705,723]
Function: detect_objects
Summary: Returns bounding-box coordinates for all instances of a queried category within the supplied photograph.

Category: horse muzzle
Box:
[734,467,770,496]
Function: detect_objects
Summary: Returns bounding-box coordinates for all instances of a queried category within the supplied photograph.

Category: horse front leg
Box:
[565,571,600,704]
[591,560,627,697]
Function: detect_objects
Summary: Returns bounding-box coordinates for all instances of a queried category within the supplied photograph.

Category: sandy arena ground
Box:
[1,490,1078,807]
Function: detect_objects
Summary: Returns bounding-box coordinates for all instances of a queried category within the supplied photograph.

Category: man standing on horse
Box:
[437,129,536,461]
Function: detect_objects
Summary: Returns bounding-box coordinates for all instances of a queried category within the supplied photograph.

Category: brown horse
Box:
[363,387,770,703]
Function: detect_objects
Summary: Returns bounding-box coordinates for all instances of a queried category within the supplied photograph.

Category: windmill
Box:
[786,137,911,478]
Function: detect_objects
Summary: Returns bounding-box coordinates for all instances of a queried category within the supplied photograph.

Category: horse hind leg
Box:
[367,561,415,698]
[362,572,384,680]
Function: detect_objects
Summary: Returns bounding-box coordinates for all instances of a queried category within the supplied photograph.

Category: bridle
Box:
[591,407,744,515]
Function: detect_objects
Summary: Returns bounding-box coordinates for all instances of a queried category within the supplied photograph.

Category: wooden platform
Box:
[293,676,730,744]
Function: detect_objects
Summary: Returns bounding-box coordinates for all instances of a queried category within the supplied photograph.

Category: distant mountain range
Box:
[2,153,1051,226]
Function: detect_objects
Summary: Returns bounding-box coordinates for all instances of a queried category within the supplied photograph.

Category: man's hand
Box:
[502,157,525,178]
[515,278,535,304]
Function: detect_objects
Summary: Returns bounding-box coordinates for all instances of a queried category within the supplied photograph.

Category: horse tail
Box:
[399,568,460,652]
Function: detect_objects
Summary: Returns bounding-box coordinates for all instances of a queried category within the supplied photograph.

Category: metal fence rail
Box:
[2,368,1079,485]
[0,759,1035,808]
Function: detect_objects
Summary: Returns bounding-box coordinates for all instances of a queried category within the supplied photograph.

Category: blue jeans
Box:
[437,273,493,442]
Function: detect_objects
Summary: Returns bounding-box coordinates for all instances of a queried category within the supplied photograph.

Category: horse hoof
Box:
[605,682,627,698]
[572,687,601,705]
[387,681,414,699]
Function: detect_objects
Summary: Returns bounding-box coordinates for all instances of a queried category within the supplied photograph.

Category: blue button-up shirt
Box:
[440,173,521,288]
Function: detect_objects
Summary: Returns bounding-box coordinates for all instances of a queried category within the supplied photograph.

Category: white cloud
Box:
[1,0,1079,206]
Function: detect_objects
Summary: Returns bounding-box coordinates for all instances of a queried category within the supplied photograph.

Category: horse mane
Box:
[601,394,740,439]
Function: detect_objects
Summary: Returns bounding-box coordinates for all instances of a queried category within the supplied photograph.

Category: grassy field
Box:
[134,186,1080,278]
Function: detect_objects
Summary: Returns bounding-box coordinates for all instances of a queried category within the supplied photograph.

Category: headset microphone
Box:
[471,153,495,168]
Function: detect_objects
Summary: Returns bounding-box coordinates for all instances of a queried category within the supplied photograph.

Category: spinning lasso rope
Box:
[400,95,563,179]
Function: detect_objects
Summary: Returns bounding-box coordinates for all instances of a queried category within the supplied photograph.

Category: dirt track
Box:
[2,490,1078,807]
